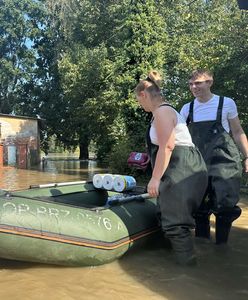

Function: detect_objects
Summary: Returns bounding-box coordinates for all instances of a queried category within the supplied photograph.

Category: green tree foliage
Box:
[54,0,124,159]
[1,0,248,168]
[21,0,80,154]
[58,44,119,159]
[0,0,43,113]
[156,0,245,107]
[109,0,168,158]
[212,6,248,132]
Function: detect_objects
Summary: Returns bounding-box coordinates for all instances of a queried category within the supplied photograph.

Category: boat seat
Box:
[33,189,108,208]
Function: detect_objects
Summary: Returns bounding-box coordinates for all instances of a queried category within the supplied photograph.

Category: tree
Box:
[213,5,248,131]
[112,0,168,146]
[47,0,124,159]
[0,0,43,114]
[20,0,81,154]
[57,44,119,159]
[4,0,248,164]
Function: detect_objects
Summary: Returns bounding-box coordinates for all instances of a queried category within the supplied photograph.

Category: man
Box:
[180,69,248,244]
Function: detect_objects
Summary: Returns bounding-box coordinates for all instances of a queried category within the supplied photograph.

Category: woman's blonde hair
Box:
[135,70,162,97]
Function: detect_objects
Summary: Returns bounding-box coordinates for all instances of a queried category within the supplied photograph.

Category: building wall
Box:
[0,115,40,168]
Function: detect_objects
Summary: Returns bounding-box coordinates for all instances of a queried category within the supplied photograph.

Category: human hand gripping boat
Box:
[0,178,159,266]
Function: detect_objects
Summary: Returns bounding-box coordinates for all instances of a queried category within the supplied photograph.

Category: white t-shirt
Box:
[180,94,238,133]
[150,107,194,147]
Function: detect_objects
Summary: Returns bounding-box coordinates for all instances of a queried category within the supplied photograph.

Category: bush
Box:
[106,137,150,186]
[106,138,133,174]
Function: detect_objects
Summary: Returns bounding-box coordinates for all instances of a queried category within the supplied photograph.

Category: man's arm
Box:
[229,116,248,172]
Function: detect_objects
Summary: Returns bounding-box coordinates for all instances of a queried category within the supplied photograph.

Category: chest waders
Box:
[187,96,242,244]
[147,104,208,265]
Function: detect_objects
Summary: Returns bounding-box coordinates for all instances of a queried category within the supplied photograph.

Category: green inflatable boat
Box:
[0,181,159,266]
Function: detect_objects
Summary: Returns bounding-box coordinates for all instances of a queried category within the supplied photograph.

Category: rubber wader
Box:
[147,104,208,264]
[187,96,242,244]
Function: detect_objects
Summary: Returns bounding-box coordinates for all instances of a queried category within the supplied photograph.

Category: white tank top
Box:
[150,107,194,147]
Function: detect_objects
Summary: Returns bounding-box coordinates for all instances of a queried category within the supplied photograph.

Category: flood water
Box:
[0,155,248,300]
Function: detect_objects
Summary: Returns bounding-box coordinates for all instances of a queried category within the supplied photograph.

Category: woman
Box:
[135,70,208,265]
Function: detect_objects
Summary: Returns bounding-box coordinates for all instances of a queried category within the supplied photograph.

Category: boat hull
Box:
[0,182,159,266]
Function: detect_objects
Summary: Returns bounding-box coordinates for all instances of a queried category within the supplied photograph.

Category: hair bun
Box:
[148,70,162,88]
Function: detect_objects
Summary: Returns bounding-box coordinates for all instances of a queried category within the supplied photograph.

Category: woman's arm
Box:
[147,107,176,197]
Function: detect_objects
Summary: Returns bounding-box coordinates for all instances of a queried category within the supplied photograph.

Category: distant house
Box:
[0,114,43,168]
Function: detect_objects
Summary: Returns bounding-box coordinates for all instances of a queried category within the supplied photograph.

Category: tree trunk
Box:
[79,140,89,160]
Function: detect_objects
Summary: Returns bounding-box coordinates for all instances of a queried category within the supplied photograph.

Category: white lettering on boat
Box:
[48,207,60,218]
[3,202,17,213]
[102,218,112,230]
[36,206,47,215]
[18,204,30,214]
[2,202,70,219]
[36,206,70,218]
[97,216,102,226]
[77,212,112,230]
[117,222,123,231]
[1,202,117,231]
[3,202,30,215]
[60,209,70,217]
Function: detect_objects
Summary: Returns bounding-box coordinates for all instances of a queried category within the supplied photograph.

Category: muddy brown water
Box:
[0,156,248,300]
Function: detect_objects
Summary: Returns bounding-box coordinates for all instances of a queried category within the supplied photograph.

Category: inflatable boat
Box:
[0,181,159,266]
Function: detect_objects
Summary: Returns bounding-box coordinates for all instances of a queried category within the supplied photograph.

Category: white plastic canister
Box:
[93,174,105,189]
[102,174,116,190]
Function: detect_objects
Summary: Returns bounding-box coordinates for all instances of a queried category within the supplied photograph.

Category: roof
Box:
[0,113,43,121]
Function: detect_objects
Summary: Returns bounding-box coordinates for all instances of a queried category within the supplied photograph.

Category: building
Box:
[0,114,43,168]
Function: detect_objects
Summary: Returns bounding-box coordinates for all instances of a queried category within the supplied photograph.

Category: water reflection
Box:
[40,157,102,177]
[0,154,107,191]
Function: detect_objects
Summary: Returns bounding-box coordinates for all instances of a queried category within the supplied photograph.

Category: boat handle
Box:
[107,193,151,205]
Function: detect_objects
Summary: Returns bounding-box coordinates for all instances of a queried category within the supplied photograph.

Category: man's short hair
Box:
[189,69,213,81]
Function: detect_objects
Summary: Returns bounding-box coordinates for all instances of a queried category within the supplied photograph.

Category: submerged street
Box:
[0,157,247,300]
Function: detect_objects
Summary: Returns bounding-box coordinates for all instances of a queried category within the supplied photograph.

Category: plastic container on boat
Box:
[113,175,136,192]
[93,174,105,189]
[102,174,116,190]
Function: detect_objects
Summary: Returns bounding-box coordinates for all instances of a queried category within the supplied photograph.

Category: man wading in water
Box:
[181,69,248,245]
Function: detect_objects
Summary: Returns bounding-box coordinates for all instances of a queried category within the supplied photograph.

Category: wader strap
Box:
[146,122,152,155]
[216,96,224,123]
[186,97,224,125]
[186,101,194,125]
[159,103,175,110]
